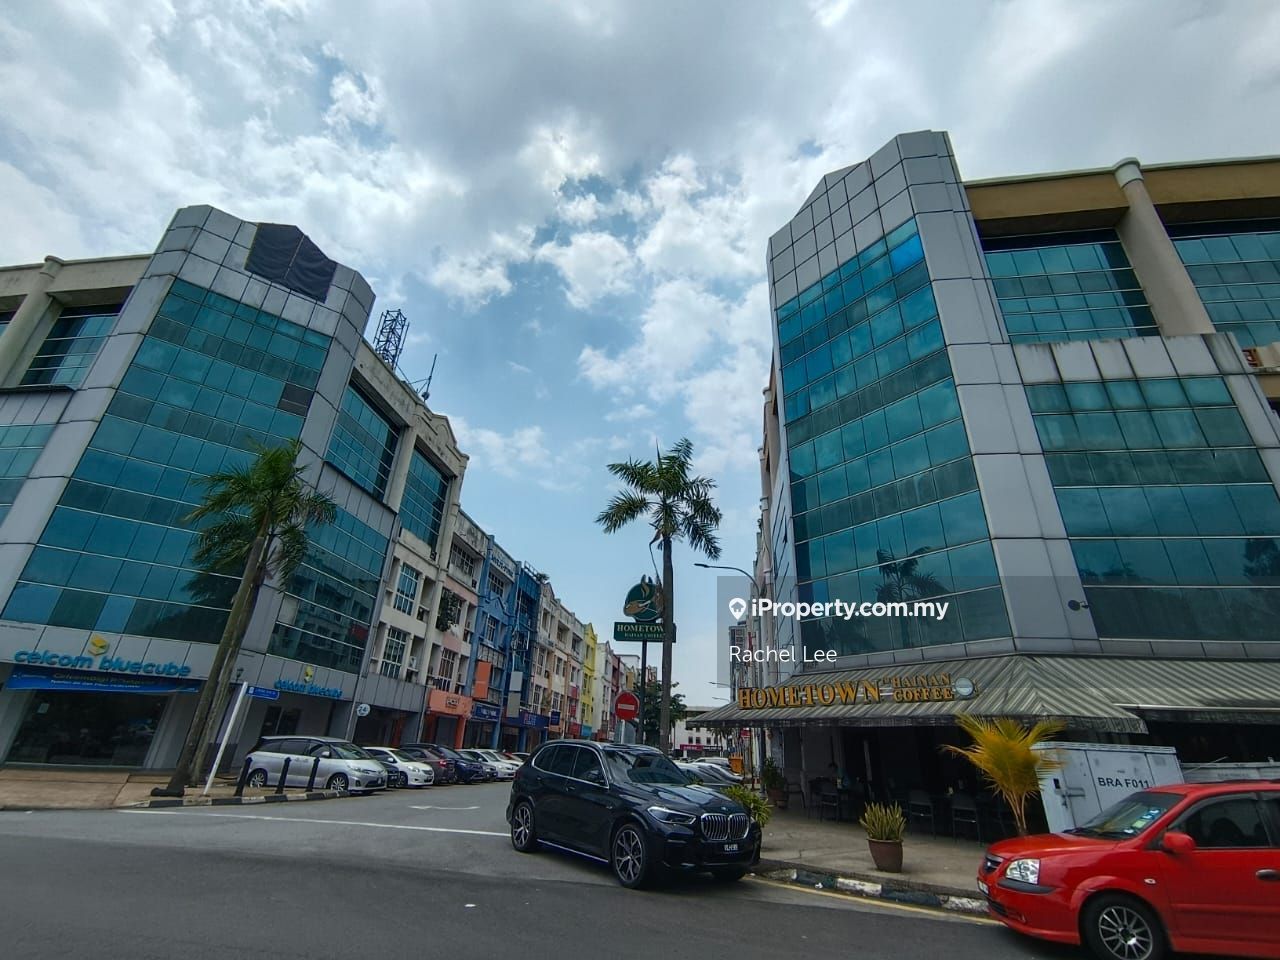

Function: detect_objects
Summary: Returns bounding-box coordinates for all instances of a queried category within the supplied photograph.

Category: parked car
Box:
[679,760,743,785]
[244,736,387,794]
[469,748,522,778]
[363,746,436,788]
[508,751,530,763]
[695,756,733,770]
[459,749,517,780]
[507,740,762,888]
[979,781,1280,960]
[399,743,457,784]
[423,743,490,783]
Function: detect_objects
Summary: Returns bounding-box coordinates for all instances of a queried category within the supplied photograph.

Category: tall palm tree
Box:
[155,439,336,795]
[943,715,1065,835]
[597,438,721,754]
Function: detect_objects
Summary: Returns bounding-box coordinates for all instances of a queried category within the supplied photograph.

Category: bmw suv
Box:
[506,740,761,887]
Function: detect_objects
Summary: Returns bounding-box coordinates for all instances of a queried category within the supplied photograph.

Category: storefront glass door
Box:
[7,691,168,766]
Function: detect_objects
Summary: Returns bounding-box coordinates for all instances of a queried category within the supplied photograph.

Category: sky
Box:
[1,0,1278,708]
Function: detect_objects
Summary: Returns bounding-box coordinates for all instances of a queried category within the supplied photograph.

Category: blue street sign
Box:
[550,710,561,725]
[247,685,280,700]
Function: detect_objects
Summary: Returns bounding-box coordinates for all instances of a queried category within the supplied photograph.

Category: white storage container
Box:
[1033,741,1183,833]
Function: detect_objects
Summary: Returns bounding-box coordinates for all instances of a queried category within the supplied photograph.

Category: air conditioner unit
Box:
[407,656,419,671]
[470,578,478,589]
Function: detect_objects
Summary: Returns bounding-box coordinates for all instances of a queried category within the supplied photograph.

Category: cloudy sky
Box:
[2,0,1277,708]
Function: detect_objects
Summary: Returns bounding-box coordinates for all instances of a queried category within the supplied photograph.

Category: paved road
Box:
[0,782,1065,960]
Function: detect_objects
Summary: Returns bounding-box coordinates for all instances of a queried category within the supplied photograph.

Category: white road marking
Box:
[118,808,507,837]
[408,804,479,811]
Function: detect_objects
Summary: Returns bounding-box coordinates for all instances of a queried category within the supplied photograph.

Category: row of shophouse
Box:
[0,204,636,773]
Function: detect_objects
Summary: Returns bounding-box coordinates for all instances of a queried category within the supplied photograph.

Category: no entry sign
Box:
[614,690,641,722]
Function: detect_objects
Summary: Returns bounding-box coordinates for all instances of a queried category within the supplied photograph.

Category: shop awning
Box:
[694,656,1280,734]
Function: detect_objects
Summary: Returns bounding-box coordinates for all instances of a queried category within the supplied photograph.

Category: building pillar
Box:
[0,256,64,384]
[453,718,466,750]
[1112,159,1213,337]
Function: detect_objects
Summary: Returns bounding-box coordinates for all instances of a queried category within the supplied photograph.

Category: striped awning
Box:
[693,656,1280,734]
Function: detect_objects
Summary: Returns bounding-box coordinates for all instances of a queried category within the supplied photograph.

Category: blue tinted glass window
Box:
[326,384,398,499]
[1172,222,1280,347]
[983,232,1155,344]
[401,449,450,548]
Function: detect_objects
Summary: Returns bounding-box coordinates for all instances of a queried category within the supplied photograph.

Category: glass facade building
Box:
[778,218,1007,654]
[1,278,330,644]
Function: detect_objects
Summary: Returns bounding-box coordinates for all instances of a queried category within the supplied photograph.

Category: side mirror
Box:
[1161,830,1196,854]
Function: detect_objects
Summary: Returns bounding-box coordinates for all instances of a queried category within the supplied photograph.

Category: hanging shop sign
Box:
[472,703,502,723]
[737,673,977,709]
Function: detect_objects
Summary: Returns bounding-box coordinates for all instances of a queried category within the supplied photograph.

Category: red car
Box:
[978,781,1280,960]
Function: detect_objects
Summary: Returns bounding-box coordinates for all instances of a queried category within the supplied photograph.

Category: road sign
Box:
[247,686,279,700]
[613,621,665,642]
[614,690,641,722]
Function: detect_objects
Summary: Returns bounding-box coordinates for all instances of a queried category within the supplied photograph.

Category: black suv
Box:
[506,740,761,887]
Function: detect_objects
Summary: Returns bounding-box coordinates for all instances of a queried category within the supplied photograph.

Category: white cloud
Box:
[507,360,533,374]
[536,230,636,309]
[605,403,654,422]
[325,70,382,131]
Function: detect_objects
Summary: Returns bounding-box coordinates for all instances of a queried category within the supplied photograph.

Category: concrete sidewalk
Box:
[757,804,988,912]
[0,767,335,809]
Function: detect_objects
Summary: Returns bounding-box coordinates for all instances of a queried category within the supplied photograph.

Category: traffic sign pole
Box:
[202,682,249,797]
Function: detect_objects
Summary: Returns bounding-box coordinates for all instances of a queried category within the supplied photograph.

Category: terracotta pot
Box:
[867,838,903,873]
[766,787,785,806]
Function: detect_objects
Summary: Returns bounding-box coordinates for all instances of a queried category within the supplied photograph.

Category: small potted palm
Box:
[762,757,786,807]
[859,801,906,872]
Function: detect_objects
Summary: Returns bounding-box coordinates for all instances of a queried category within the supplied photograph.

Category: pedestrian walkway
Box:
[0,767,322,809]
[759,804,985,899]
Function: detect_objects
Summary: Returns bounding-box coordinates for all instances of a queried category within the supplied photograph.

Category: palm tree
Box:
[154,439,336,795]
[942,715,1065,836]
[596,438,721,754]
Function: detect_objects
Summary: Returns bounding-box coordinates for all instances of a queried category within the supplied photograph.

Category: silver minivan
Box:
[244,735,387,793]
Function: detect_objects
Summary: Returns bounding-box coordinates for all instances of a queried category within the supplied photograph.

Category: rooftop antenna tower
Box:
[420,353,438,402]
[372,308,409,368]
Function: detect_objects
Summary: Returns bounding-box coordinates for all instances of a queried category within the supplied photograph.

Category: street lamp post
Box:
[695,561,767,793]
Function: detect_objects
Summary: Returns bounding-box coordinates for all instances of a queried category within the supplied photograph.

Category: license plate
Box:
[723,843,739,853]
[977,880,989,895]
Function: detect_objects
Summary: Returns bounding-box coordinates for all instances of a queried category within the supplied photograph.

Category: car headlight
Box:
[1005,858,1040,884]
[647,805,697,826]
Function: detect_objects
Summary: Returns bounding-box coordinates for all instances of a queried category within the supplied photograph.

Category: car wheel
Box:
[397,772,408,788]
[326,773,350,792]
[710,867,747,882]
[611,823,652,889]
[510,800,539,853]
[1083,894,1166,960]
[246,769,269,789]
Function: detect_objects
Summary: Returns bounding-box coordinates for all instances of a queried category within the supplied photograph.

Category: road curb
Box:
[756,860,987,916]
[128,789,347,809]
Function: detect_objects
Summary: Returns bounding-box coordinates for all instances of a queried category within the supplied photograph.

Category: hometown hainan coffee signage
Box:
[737,673,977,709]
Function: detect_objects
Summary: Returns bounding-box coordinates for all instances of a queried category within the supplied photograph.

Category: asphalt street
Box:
[0,782,1070,960]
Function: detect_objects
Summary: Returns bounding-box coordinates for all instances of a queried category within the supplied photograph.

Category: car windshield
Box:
[390,750,418,763]
[434,746,463,760]
[603,749,693,785]
[1068,790,1180,839]
[330,742,374,761]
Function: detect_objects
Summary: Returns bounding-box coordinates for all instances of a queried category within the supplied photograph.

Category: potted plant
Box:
[942,715,1064,836]
[762,757,786,806]
[859,801,906,872]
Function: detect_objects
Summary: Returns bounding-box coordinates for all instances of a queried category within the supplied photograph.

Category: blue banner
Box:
[471,702,501,722]
[517,709,550,729]
[5,666,201,695]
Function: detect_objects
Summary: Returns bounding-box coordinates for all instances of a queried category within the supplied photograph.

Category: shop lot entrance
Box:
[7,690,168,767]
